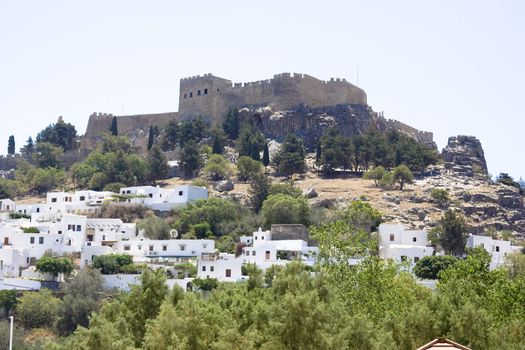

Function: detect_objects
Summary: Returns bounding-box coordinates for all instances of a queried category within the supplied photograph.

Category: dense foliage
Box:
[36,118,77,151]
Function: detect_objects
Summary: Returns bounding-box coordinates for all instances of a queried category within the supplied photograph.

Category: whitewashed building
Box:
[0,199,15,212]
[378,224,434,265]
[119,185,207,211]
[466,234,521,269]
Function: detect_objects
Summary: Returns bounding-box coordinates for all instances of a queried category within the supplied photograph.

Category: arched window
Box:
[389,234,395,242]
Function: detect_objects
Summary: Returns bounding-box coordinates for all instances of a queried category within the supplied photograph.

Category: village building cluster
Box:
[0,187,521,291]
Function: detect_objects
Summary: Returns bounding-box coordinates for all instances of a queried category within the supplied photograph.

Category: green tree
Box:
[138,215,172,240]
[35,256,74,277]
[147,125,159,151]
[261,194,309,227]
[338,200,382,232]
[273,134,306,177]
[34,141,63,168]
[413,255,458,279]
[211,126,227,155]
[30,167,66,193]
[439,209,467,256]
[363,166,386,187]
[269,181,302,198]
[392,164,414,190]
[109,116,118,136]
[202,154,234,181]
[431,188,450,207]
[36,117,77,151]
[180,141,202,178]
[20,136,35,158]
[56,268,105,335]
[0,290,17,317]
[17,289,60,329]
[248,172,271,213]
[193,277,219,291]
[222,107,240,140]
[7,135,15,155]
[146,143,169,184]
[262,142,270,167]
[237,156,263,182]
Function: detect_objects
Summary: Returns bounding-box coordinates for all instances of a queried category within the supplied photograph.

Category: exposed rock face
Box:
[213,180,234,192]
[442,136,488,177]
[238,104,435,150]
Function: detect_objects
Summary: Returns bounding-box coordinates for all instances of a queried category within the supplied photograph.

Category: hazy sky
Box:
[0,0,523,179]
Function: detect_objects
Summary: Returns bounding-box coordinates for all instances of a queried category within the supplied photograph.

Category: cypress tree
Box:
[147,125,155,151]
[109,116,118,136]
[315,140,321,163]
[212,133,222,154]
[251,142,261,161]
[262,143,270,167]
[7,135,15,155]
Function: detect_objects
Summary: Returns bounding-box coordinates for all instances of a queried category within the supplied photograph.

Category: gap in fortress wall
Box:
[177,72,368,124]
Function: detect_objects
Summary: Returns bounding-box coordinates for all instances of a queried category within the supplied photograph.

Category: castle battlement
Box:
[90,112,114,118]
[177,72,367,125]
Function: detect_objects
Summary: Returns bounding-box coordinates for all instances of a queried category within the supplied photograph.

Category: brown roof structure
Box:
[416,338,471,350]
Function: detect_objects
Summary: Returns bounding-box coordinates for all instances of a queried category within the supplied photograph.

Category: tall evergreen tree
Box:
[147,125,159,151]
[180,141,202,178]
[439,209,467,256]
[7,135,15,155]
[147,144,169,184]
[222,107,240,140]
[212,133,222,154]
[250,141,261,161]
[262,142,270,167]
[109,116,118,136]
[273,134,306,178]
[315,140,321,164]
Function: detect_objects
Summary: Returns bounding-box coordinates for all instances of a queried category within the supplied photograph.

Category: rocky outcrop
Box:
[442,136,488,177]
[238,104,436,150]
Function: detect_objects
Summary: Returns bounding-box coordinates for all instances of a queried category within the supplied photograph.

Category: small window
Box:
[36,208,40,213]
[138,245,142,250]
[51,198,57,203]
[210,266,214,272]
[162,245,167,251]
[184,93,187,99]
[202,266,206,272]
[495,246,500,252]
[197,90,201,96]
[255,236,258,240]
[58,230,62,234]
[252,251,256,256]
[202,243,207,248]
[178,191,183,196]
[400,255,407,262]
[180,245,186,251]
[149,245,154,251]
[189,92,193,98]
[412,237,417,242]
[149,193,153,198]
[102,235,106,241]
[79,196,85,201]
[204,88,208,94]
[76,225,81,231]
[39,237,44,244]
[265,251,271,260]
[225,269,231,278]
[389,234,395,242]
[414,257,420,262]
[124,245,130,251]
[30,237,35,244]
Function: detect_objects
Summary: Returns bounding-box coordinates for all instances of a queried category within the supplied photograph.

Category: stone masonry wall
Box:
[178,73,367,124]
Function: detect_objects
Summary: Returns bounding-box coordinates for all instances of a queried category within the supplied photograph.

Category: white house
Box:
[466,234,521,269]
[198,253,244,281]
[0,199,15,212]
[119,185,207,211]
[378,224,434,265]
[80,238,215,268]
[197,228,318,282]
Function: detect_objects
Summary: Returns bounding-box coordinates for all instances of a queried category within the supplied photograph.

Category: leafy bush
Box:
[413,255,458,279]
[22,227,40,233]
[17,289,60,329]
[202,154,234,181]
[431,188,450,207]
[237,156,263,182]
[35,256,74,276]
[92,254,133,274]
[193,277,219,291]
[138,215,172,240]
[261,194,309,227]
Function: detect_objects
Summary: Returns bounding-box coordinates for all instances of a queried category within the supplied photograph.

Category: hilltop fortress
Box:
[83,72,432,151]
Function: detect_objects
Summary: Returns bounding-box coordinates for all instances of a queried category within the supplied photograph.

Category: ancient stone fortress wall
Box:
[384,118,435,149]
[83,111,177,152]
[178,73,367,123]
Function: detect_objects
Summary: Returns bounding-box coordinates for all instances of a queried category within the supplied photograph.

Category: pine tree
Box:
[22,137,35,157]
[262,143,270,167]
[147,144,169,184]
[222,107,240,140]
[110,116,118,136]
[7,135,15,155]
[180,141,202,178]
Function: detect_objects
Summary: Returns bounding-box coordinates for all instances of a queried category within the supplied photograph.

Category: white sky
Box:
[0,0,523,179]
